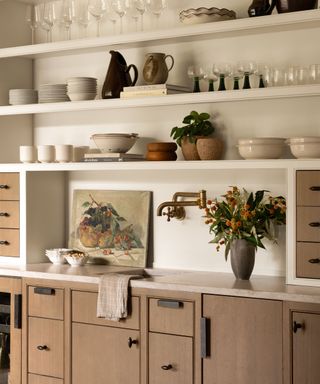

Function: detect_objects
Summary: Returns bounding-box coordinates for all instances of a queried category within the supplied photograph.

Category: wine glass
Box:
[187,65,204,93]
[237,60,257,89]
[60,0,76,40]
[146,0,166,29]
[110,0,129,34]
[230,66,244,90]
[203,66,218,92]
[88,0,107,37]
[105,1,118,34]
[126,0,140,31]
[133,0,146,31]
[75,0,90,37]
[25,4,41,44]
[213,63,232,91]
[41,1,58,43]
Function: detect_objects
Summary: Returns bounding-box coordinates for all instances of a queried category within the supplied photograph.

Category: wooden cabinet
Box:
[296,170,320,279]
[284,301,320,384]
[71,289,141,384]
[202,295,283,384]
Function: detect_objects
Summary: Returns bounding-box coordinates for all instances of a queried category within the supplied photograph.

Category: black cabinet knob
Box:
[37,345,48,351]
[309,222,320,228]
[128,337,138,348]
[161,364,173,370]
[309,258,320,264]
[0,241,9,246]
[293,321,304,333]
[0,212,9,217]
[309,186,320,191]
[0,185,9,190]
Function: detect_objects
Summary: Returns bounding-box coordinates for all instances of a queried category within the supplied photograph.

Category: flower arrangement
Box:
[203,186,286,260]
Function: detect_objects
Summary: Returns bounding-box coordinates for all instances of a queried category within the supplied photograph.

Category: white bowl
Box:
[238,137,286,145]
[237,143,285,159]
[286,138,320,158]
[64,251,88,266]
[91,133,138,153]
[45,248,71,264]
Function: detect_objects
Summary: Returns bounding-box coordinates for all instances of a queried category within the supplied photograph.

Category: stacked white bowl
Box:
[67,77,97,101]
[38,84,69,103]
[286,137,320,158]
[237,137,286,159]
[9,89,38,105]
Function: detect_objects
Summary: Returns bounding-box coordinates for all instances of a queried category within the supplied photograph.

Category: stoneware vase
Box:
[230,239,256,280]
[196,137,224,160]
[181,136,201,160]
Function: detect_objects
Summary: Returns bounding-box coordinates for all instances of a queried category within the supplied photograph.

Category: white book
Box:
[123,83,190,93]
[84,152,143,159]
[120,89,187,99]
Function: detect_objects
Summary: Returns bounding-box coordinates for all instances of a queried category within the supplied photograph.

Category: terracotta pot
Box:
[181,136,201,160]
[230,239,256,280]
[196,137,224,160]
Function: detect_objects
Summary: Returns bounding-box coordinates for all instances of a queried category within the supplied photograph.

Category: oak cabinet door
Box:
[292,312,320,384]
[203,295,283,384]
[72,322,140,384]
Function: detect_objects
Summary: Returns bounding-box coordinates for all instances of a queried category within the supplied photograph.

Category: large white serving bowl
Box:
[286,137,320,158]
[91,133,139,153]
[237,138,286,159]
[45,248,71,264]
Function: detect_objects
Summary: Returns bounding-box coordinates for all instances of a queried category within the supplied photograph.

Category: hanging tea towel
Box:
[97,273,142,321]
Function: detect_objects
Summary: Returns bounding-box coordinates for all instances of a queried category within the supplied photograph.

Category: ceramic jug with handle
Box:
[248,0,273,16]
[102,50,138,99]
[250,0,317,15]
[142,53,174,85]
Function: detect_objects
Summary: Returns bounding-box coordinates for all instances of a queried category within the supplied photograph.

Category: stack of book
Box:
[83,153,144,162]
[120,83,190,99]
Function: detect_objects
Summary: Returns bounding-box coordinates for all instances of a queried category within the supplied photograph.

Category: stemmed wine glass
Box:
[88,0,107,37]
[133,0,146,31]
[146,0,166,29]
[60,0,76,40]
[230,66,244,90]
[105,1,118,34]
[110,0,129,34]
[237,60,257,89]
[41,1,58,43]
[75,0,90,37]
[126,0,140,31]
[187,65,204,93]
[203,66,218,92]
[25,4,41,44]
[213,63,232,91]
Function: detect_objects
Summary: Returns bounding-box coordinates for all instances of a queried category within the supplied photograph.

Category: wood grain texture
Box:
[296,170,320,206]
[28,374,63,384]
[0,201,19,228]
[0,228,19,256]
[28,286,64,320]
[296,206,320,242]
[0,173,19,200]
[296,242,320,278]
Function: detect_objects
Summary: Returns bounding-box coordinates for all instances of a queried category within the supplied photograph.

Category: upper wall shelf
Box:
[0,85,319,116]
[1,9,320,59]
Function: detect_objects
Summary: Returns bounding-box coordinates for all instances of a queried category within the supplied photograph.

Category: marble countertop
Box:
[1,263,320,304]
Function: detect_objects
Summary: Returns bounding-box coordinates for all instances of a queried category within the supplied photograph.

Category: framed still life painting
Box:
[69,190,151,267]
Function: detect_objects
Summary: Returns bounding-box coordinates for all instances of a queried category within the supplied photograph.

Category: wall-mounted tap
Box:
[157,190,207,221]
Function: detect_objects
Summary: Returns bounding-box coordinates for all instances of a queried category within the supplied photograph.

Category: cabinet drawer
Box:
[297,207,320,242]
[28,374,63,384]
[0,201,19,228]
[149,298,194,336]
[149,332,193,384]
[297,242,320,279]
[0,229,19,257]
[28,317,64,378]
[297,170,320,206]
[28,286,64,320]
[72,290,140,330]
[0,173,19,201]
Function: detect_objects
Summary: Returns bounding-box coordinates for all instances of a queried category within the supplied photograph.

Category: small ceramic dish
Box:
[237,137,286,159]
[91,133,139,153]
[64,250,88,266]
[179,7,236,25]
[45,248,71,264]
[286,137,320,158]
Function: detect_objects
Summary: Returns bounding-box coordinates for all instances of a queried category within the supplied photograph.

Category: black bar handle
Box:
[309,258,320,264]
[201,317,210,358]
[157,299,183,309]
[293,321,304,333]
[161,364,172,370]
[37,345,48,351]
[0,185,9,190]
[310,186,320,191]
[0,212,9,217]
[34,287,55,295]
[309,222,320,228]
[128,337,138,348]
[0,241,9,245]
[14,294,22,329]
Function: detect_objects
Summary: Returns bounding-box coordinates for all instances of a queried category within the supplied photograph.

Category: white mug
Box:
[19,145,36,163]
[55,144,73,163]
[37,145,55,163]
[73,146,89,162]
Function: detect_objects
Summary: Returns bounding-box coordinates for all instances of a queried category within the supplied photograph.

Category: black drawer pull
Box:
[161,364,172,371]
[157,299,183,309]
[128,337,138,348]
[0,185,9,190]
[0,241,9,245]
[309,222,320,227]
[293,321,304,333]
[37,345,48,351]
[0,212,9,217]
[309,186,320,191]
[309,258,320,264]
[34,287,55,295]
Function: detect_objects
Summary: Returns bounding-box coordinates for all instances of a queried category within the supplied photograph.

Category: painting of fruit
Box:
[69,190,151,267]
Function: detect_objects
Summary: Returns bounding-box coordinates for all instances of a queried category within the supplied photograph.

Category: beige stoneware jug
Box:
[142,53,174,85]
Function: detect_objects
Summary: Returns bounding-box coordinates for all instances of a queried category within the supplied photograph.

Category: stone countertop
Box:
[0,263,320,304]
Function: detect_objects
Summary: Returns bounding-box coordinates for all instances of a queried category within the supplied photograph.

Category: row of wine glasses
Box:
[26,0,167,43]
[188,62,320,92]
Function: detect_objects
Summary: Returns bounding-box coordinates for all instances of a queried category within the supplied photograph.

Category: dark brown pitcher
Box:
[102,50,138,99]
[250,0,317,15]
[248,0,273,17]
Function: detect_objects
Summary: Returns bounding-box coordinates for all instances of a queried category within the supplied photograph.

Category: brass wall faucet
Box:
[157,190,207,222]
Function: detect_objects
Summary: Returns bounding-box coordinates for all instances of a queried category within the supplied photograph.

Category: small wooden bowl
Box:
[147,142,177,152]
[146,151,177,161]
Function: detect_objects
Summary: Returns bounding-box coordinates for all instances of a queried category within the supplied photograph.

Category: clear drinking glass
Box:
[25,4,41,44]
[110,0,129,34]
[105,1,118,34]
[213,63,232,91]
[284,66,298,86]
[272,67,285,87]
[237,60,257,89]
[41,1,58,43]
[76,0,90,37]
[203,66,218,92]
[309,64,320,84]
[60,0,76,40]
[187,65,204,93]
[146,0,167,29]
[296,66,310,85]
[133,0,146,30]
[126,0,140,31]
[88,0,107,36]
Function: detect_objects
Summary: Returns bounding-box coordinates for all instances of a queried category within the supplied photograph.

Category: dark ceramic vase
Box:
[230,239,256,280]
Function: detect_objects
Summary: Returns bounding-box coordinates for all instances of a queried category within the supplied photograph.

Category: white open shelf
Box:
[1,85,320,116]
[1,9,320,59]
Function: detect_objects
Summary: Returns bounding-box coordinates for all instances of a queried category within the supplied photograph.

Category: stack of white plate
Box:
[67,77,97,101]
[38,84,69,103]
[9,89,38,105]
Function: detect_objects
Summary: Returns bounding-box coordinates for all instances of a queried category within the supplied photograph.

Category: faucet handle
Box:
[163,207,174,222]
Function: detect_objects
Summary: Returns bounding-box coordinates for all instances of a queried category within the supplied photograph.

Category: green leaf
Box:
[199,112,210,120]
[82,201,90,208]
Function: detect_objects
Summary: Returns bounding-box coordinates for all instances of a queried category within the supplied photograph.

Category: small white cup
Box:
[19,145,36,163]
[73,146,89,162]
[37,145,55,163]
[55,144,73,163]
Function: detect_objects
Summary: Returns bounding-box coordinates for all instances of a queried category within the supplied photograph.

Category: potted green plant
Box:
[203,186,286,279]
[170,111,223,160]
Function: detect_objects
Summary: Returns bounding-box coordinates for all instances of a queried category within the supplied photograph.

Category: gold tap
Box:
[157,190,207,221]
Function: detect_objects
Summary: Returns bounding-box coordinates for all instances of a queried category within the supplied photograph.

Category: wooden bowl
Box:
[147,142,177,152]
[146,151,177,161]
